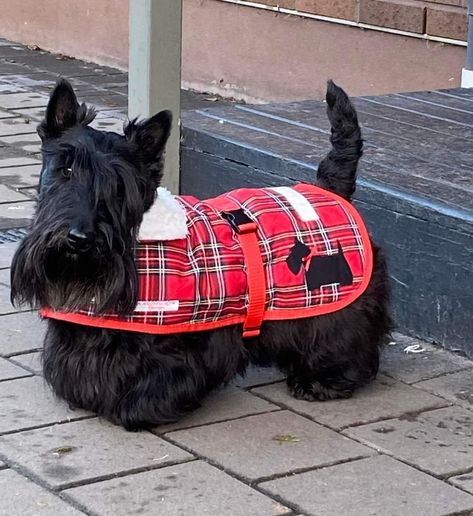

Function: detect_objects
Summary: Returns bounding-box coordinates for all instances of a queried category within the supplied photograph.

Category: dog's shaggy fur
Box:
[11,79,391,430]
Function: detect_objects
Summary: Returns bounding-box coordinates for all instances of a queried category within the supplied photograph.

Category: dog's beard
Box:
[11,225,139,315]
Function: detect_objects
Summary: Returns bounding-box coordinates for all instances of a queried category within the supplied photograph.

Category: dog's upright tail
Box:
[316,80,363,201]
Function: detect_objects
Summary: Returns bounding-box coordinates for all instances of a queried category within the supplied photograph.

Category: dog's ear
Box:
[125,110,173,161]
[38,79,79,139]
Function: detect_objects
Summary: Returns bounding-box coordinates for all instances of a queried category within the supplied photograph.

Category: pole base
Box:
[461,68,473,88]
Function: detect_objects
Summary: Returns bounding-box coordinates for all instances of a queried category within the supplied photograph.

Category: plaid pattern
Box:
[43,184,373,333]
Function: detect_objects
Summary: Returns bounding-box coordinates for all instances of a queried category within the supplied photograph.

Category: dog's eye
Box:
[61,167,73,179]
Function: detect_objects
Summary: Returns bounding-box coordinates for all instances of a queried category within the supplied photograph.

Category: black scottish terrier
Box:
[11,79,391,430]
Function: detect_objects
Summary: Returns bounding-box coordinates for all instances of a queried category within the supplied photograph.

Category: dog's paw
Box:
[289,380,353,401]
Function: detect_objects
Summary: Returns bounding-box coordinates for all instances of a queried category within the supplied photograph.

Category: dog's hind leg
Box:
[280,322,383,402]
[252,327,377,402]
[286,358,377,402]
[282,309,385,402]
[259,260,389,403]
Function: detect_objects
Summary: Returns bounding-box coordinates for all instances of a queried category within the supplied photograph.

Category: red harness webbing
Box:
[237,220,266,337]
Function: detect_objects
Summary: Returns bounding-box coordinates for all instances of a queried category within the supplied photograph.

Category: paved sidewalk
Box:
[1,39,473,516]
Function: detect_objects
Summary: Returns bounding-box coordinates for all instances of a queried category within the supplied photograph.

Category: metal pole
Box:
[466,0,473,70]
[128,0,182,193]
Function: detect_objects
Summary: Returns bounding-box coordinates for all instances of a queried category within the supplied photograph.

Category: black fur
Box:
[317,80,363,201]
[11,79,391,430]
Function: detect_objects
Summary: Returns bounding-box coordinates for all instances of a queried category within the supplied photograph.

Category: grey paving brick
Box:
[0,419,192,489]
[233,366,286,389]
[95,110,126,119]
[0,267,10,286]
[90,116,125,133]
[344,406,473,477]
[260,455,473,516]
[0,185,31,203]
[0,61,34,75]
[0,73,57,92]
[10,107,45,123]
[0,43,27,54]
[80,82,127,95]
[154,386,278,434]
[0,376,87,434]
[0,469,83,515]
[66,460,290,516]
[0,357,31,381]
[0,163,41,188]
[0,282,30,315]
[0,154,40,169]
[252,375,448,430]
[0,108,17,118]
[17,187,38,200]
[83,87,119,97]
[0,311,45,356]
[0,200,35,230]
[106,85,128,95]
[0,242,19,269]
[0,118,37,137]
[0,133,41,154]
[10,352,42,376]
[86,94,128,110]
[59,81,110,96]
[18,54,121,78]
[0,92,49,109]
[450,472,473,495]
[381,333,473,384]
[0,84,27,94]
[70,73,128,89]
[416,369,473,411]
[167,410,373,481]
[0,271,32,313]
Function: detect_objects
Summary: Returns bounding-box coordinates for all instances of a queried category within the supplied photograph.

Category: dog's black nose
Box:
[67,228,93,253]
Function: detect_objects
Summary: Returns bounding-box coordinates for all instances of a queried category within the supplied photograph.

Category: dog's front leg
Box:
[112,349,209,431]
[114,328,246,430]
[43,321,214,431]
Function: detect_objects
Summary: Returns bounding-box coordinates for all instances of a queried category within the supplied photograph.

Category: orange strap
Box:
[237,221,266,338]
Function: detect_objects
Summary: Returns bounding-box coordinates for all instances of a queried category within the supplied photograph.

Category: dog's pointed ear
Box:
[125,110,173,161]
[39,79,79,139]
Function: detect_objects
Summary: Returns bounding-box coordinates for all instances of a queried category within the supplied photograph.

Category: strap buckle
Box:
[222,209,257,234]
[222,208,264,338]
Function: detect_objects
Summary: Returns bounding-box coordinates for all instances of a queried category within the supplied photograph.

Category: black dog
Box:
[11,79,391,430]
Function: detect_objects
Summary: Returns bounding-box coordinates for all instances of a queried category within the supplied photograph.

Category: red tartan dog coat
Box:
[41,184,373,337]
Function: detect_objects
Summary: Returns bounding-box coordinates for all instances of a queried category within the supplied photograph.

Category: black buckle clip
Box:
[221,209,255,234]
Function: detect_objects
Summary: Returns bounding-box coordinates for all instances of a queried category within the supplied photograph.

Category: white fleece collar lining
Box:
[138,187,189,241]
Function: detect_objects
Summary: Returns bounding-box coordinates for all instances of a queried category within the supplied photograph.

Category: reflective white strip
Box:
[270,187,319,222]
[134,300,180,312]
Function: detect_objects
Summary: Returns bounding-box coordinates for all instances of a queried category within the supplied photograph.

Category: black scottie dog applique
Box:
[287,240,353,290]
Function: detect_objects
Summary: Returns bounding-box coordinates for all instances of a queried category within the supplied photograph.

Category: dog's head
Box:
[11,78,172,314]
